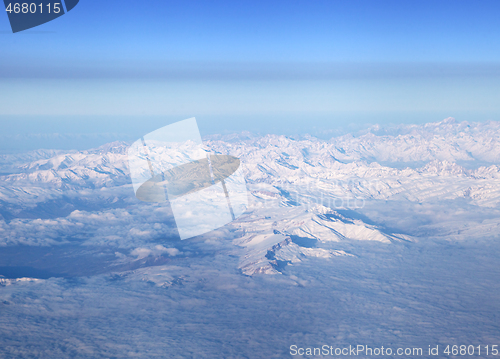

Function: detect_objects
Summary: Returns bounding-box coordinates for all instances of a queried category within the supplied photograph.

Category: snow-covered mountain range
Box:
[1,118,500,276]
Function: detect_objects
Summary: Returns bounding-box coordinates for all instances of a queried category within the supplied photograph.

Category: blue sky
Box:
[1,0,500,148]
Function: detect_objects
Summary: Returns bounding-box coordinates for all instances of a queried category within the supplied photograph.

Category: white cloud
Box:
[130,245,180,260]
